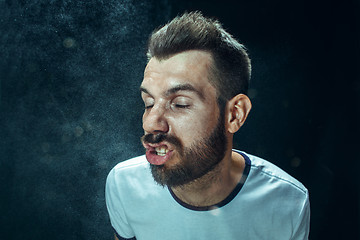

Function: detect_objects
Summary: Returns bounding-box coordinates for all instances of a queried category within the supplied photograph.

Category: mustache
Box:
[141,133,182,147]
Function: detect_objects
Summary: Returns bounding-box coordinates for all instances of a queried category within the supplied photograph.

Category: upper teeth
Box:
[155,146,169,156]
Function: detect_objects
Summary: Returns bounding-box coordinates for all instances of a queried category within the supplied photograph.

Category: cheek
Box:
[169,113,215,143]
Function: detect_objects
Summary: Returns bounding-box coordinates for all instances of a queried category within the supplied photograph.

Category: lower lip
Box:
[145,150,173,165]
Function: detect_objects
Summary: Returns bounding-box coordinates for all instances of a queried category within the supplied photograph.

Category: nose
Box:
[142,105,169,134]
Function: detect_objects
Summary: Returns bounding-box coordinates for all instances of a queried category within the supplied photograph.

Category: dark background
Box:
[0,0,359,239]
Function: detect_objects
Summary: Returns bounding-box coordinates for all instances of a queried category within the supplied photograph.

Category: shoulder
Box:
[105,155,167,211]
[106,155,151,189]
[235,150,310,238]
[112,155,148,171]
[236,150,308,196]
[108,155,148,176]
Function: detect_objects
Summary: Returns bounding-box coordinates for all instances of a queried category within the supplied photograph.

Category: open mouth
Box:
[154,146,169,156]
[143,142,173,165]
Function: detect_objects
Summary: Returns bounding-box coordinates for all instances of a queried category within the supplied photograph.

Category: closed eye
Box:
[175,104,190,109]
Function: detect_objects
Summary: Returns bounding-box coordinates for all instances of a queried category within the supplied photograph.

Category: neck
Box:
[170,149,245,207]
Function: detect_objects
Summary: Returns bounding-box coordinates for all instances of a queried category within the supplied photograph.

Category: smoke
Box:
[0,0,171,239]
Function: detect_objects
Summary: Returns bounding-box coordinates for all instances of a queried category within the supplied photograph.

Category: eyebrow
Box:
[140,86,151,96]
[140,83,205,100]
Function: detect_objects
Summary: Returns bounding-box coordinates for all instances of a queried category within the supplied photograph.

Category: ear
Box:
[226,94,252,134]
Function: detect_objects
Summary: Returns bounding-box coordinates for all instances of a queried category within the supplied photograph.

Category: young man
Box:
[106,12,310,240]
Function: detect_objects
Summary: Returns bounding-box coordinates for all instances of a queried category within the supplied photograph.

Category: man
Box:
[106,11,310,240]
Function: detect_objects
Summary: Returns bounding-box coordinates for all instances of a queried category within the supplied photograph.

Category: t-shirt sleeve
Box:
[105,168,136,239]
[291,190,311,240]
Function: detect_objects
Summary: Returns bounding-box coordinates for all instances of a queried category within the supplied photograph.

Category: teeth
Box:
[155,146,169,156]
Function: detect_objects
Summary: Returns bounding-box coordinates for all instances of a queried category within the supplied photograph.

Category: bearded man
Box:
[105,11,310,240]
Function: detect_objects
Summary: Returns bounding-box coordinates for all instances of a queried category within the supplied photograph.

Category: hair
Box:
[146,11,251,109]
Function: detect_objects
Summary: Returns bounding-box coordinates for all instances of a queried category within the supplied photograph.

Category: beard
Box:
[141,115,227,188]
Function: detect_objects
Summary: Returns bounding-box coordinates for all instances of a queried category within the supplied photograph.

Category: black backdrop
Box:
[1,0,359,239]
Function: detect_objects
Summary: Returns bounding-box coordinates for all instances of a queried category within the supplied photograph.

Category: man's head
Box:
[141,12,252,187]
[147,11,251,110]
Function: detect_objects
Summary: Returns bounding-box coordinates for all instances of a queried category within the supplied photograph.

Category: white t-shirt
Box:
[105,150,310,240]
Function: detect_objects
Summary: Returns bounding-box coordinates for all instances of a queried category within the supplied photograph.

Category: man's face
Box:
[140,50,227,187]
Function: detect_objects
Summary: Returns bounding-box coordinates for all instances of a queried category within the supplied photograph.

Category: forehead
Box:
[142,50,215,94]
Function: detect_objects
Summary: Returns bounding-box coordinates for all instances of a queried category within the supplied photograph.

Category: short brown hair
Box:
[146,11,251,105]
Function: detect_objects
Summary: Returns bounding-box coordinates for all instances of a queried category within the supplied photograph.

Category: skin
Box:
[140,50,252,207]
